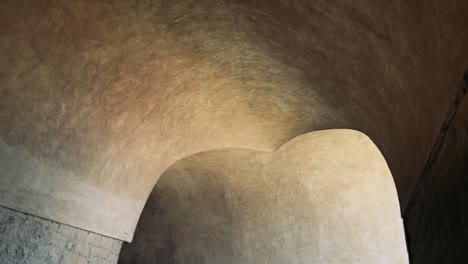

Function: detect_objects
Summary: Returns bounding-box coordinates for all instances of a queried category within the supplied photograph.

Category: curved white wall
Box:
[120,130,409,263]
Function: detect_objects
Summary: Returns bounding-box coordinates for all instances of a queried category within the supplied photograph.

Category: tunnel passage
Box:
[119,130,409,264]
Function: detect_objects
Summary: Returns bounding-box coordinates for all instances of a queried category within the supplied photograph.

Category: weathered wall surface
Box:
[119,130,408,264]
[404,77,468,264]
[0,206,122,264]
[0,0,467,240]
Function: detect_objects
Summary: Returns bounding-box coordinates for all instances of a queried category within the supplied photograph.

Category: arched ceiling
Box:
[0,0,467,241]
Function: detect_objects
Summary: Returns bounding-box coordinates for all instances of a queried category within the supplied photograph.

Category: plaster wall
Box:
[119,130,408,263]
[0,0,467,240]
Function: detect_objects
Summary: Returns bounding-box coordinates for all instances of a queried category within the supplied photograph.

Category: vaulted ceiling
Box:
[0,0,467,241]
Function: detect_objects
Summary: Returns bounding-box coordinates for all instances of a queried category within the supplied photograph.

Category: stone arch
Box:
[119,129,409,263]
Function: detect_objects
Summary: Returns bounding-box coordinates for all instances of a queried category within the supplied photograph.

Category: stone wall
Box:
[0,206,122,264]
[404,74,468,264]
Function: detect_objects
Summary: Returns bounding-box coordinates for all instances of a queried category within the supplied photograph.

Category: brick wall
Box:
[0,206,122,264]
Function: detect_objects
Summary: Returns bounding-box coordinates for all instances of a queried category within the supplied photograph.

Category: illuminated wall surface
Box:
[0,0,467,263]
[119,130,409,263]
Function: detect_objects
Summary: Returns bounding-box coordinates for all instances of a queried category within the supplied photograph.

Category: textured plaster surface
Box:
[405,82,468,264]
[119,130,408,263]
[0,0,467,240]
[0,206,122,264]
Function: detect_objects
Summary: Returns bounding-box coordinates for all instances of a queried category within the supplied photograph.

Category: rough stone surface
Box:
[404,79,468,263]
[0,206,122,264]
